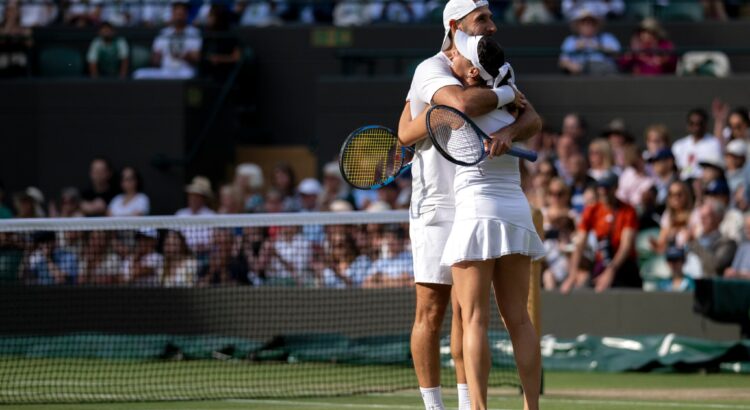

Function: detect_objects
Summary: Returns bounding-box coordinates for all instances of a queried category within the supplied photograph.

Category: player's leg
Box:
[412,283,451,409]
[492,254,540,410]
[450,288,471,410]
[452,259,494,410]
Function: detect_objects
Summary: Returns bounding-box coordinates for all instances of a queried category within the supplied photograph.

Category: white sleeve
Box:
[152,36,167,54]
[136,194,150,215]
[412,57,461,106]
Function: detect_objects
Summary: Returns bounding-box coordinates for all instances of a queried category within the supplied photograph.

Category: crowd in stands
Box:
[3,96,750,291]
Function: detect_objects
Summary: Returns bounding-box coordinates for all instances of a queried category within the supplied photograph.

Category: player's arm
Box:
[486,92,542,158]
[397,101,428,146]
[431,85,512,117]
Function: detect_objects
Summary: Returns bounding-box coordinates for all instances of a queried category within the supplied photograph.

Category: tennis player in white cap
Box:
[397,1,542,409]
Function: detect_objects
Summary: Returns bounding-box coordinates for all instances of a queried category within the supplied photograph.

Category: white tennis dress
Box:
[441,107,546,266]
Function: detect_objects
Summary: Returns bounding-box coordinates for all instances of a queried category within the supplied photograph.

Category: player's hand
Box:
[487,130,513,159]
[511,85,527,110]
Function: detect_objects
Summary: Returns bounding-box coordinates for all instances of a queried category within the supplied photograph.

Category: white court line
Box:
[545,398,750,409]
[227,399,514,410]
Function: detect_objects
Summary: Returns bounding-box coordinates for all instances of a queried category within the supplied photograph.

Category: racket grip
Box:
[508,146,538,162]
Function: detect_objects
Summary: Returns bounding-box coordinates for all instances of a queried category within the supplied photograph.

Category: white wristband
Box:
[493,85,515,108]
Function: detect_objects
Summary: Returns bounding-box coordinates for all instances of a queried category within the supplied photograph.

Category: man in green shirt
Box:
[87,22,129,79]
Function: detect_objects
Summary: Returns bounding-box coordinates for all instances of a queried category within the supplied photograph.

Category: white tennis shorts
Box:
[409,207,455,285]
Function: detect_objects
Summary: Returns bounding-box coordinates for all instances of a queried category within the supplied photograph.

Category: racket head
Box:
[339,125,410,190]
[426,105,486,166]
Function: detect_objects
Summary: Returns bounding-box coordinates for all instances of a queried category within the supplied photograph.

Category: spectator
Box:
[600,118,631,169]
[672,108,722,181]
[217,184,243,214]
[25,231,79,285]
[176,176,215,255]
[122,229,163,285]
[527,124,559,163]
[559,9,620,75]
[712,100,750,144]
[652,180,696,253]
[201,4,241,81]
[133,2,201,79]
[376,182,400,210]
[237,0,281,26]
[13,187,45,218]
[236,226,267,285]
[529,159,558,210]
[161,230,198,287]
[19,1,57,28]
[79,230,121,285]
[647,148,678,207]
[332,1,369,26]
[725,139,747,202]
[542,177,576,230]
[362,224,412,288]
[315,226,371,288]
[542,216,577,290]
[561,0,624,21]
[657,245,695,292]
[271,163,299,211]
[587,138,615,181]
[618,17,676,76]
[562,173,641,293]
[725,214,750,279]
[0,182,12,218]
[616,145,654,209]
[0,232,23,283]
[703,179,744,243]
[87,21,129,79]
[263,189,285,213]
[234,163,264,213]
[687,201,737,277]
[199,228,247,285]
[297,178,322,212]
[258,225,313,286]
[318,162,354,211]
[80,158,118,217]
[561,112,588,144]
[510,0,559,24]
[644,124,672,158]
[566,152,597,215]
[554,133,579,181]
[0,1,32,78]
[108,166,150,217]
[638,186,662,231]
[49,187,84,218]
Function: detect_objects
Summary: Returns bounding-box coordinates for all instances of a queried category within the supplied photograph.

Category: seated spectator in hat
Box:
[542,216,577,290]
[13,187,45,218]
[687,200,737,277]
[133,2,201,80]
[318,162,355,211]
[725,214,750,280]
[87,22,129,79]
[79,230,121,285]
[559,8,620,75]
[647,148,678,207]
[49,187,84,218]
[618,18,676,76]
[566,152,597,215]
[297,178,325,244]
[561,0,624,21]
[562,173,641,293]
[122,229,163,285]
[587,138,616,181]
[652,180,696,253]
[725,139,747,204]
[271,163,300,212]
[217,184,243,214]
[80,158,119,217]
[362,224,413,289]
[25,231,79,285]
[108,166,150,217]
[0,182,11,219]
[672,108,722,181]
[616,144,653,209]
[703,179,744,243]
[176,176,215,256]
[657,246,695,292]
[234,163,264,213]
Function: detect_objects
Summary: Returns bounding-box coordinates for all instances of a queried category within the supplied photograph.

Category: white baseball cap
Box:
[441,0,489,51]
[298,178,322,196]
[726,139,748,157]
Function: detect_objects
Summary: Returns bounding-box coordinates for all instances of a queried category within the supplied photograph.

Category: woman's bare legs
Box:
[452,259,494,410]
[493,254,540,410]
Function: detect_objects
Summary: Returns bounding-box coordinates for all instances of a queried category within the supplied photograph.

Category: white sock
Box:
[457,383,471,410]
[420,386,445,410]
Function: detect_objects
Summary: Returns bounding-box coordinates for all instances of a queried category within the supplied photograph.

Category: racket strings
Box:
[341,128,403,188]
[429,109,485,165]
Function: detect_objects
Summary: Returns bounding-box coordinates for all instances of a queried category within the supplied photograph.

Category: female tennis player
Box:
[399,30,544,410]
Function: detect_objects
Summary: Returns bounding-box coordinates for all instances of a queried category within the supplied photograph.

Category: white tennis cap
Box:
[726,139,748,157]
[441,0,489,51]
[453,29,493,83]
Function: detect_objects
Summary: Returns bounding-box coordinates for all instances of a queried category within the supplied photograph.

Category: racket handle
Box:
[508,146,538,162]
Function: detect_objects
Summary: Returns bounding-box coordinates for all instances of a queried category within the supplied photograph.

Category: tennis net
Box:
[0,211,521,404]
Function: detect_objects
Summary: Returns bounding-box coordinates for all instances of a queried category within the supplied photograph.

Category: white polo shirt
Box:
[406,52,461,217]
[671,133,722,180]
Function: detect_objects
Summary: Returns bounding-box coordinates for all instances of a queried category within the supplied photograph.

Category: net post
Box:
[528,207,544,394]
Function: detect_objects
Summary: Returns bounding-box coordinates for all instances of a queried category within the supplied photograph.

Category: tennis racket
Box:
[426,105,538,166]
[339,125,414,190]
